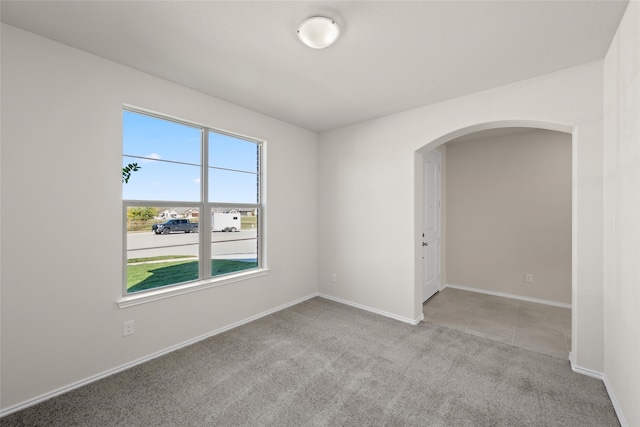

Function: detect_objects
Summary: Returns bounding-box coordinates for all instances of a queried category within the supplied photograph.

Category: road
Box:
[127,230,257,260]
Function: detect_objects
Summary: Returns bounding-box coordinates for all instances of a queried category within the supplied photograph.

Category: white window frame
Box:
[118,107,267,309]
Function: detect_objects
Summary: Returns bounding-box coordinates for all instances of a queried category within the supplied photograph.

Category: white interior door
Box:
[423,150,441,302]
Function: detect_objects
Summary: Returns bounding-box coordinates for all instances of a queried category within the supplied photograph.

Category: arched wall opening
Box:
[415,120,581,363]
[319,63,604,375]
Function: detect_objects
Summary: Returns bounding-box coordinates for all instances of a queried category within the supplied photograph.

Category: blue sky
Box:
[123,110,259,203]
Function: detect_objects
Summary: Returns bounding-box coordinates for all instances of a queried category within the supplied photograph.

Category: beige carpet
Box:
[0,297,619,426]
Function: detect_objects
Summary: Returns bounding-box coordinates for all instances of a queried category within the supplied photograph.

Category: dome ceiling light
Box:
[297,16,340,49]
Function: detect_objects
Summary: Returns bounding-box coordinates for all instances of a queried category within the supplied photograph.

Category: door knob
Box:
[423,242,428,247]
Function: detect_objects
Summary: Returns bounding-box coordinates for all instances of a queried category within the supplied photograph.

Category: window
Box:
[122,109,262,297]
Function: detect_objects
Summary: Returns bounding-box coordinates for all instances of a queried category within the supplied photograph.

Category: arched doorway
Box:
[415,120,586,365]
[420,126,572,357]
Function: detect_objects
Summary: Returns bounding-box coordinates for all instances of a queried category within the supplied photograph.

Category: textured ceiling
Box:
[0,1,629,133]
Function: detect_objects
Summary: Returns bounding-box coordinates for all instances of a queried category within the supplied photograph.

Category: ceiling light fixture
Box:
[297,16,340,49]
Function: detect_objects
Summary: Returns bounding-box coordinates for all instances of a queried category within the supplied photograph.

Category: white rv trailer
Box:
[211,212,241,232]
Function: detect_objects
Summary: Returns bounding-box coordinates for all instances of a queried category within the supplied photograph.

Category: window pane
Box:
[209,131,258,173]
[211,208,258,277]
[123,159,201,202]
[208,168,258,203]
[126,206,200,293]
[124,111,201,165]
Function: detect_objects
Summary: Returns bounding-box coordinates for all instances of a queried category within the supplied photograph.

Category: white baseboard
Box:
[570,361,604,380]
[318,293,423,325]
[443,283,572,309]
[602,374,629,427]
[0,292,319,418]
[569,354,627,426]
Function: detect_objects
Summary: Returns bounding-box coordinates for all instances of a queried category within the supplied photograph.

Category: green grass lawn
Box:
[127,259,258,293]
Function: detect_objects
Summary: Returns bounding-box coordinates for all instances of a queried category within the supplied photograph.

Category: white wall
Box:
[319,61,605,372]
[603,1,640,426]
[445,129,572,304]
[0,24,318,411]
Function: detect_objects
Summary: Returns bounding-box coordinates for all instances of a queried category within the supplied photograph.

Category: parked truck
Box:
[152,219,198,235]
[212,212,241,232]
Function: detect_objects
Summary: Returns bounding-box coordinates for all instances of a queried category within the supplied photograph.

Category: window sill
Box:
[117,268,270,309]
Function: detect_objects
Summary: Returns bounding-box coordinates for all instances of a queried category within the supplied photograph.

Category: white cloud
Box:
[193,178,201,184]
[142,153,161,162]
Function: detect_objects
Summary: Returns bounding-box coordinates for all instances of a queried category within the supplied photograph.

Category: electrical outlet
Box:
[332,273,337,282]
[525,273,534,283]
[123,320,135,336]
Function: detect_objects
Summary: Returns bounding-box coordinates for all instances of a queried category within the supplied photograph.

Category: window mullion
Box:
[122,202,129,296]
[201,129,211,279]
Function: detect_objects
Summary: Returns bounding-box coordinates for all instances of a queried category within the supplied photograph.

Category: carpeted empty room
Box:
[2,0,638,425]
[0,298,618,426]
